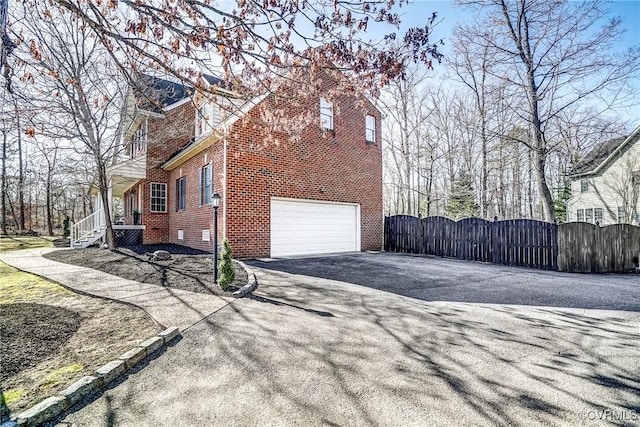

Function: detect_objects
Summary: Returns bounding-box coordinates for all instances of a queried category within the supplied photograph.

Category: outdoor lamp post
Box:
[212,192,221,284]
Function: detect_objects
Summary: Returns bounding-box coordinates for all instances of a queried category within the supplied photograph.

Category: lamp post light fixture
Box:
[212,192,221,284]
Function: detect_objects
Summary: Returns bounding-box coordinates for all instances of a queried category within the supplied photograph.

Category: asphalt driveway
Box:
[58,255,640,426]
[248,252,640,312]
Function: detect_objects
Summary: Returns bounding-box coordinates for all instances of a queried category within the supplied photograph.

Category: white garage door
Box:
[271,198,360,257]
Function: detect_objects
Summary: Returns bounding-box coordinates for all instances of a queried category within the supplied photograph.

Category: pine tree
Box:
[553,181,571,223]
[445,173,480,220]
[63,216,70,238]
[218,239,235,290]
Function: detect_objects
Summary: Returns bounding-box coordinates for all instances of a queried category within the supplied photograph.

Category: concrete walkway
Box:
[0,248,234,330]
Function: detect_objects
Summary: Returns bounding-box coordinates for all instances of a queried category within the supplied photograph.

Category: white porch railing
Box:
[70,208,105,248]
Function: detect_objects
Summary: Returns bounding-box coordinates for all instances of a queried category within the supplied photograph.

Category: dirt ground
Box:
[0,261,161,416]
[44,244,248,295]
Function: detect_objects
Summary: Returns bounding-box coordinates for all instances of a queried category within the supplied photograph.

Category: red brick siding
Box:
[139,102,196,244]
[167,144,226,252]
[141,80,382,258]
[224,88,382,258]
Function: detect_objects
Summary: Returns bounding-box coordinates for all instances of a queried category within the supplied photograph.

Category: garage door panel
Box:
[271,199,359,257]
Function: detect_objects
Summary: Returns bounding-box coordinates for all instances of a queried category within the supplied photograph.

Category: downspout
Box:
[223,134,228,240]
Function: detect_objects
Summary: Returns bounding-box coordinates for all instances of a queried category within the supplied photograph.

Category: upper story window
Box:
[150,183,167,212]
[320,98,334,130]
[129,121,147,158]
[580,179,589,192]
[365,115,376,143]
[632,171,640,188]
[196,99,224,138]
[196,103,211,138]
[199,163,213,206]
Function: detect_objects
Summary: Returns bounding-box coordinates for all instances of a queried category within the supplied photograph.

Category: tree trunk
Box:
[1,130,7,235]
[533,148,555,222]
[15,103,25,231]
[96,163,115,249]
[46,175,53,236]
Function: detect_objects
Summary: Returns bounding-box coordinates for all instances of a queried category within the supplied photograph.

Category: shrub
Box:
[218,239,235,290]
[62,216,70,238]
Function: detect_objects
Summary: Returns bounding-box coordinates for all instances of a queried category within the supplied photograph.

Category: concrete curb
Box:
[10,326,181,427]
[232,260,258,298]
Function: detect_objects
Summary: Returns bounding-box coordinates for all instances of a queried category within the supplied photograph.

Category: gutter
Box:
[570,125,640,178]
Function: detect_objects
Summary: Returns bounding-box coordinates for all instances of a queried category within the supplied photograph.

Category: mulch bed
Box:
[0,304,81,382]
[44,244,247,295]
[0,261,161,415]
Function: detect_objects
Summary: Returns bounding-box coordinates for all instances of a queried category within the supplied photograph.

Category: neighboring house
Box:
[566,125,640,226]
[79,73,383,258]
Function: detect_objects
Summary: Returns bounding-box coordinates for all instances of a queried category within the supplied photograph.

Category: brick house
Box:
[78,74,383,258]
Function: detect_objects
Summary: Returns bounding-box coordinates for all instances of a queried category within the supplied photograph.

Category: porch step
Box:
[71,228,105,249]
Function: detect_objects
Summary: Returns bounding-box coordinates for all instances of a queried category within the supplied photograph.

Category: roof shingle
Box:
[572,135,629,176]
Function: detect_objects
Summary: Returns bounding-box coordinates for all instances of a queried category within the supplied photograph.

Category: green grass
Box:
[0,261,73,304]
[39,364,84,390]
[0,235,54,252]
[3,388,26,405]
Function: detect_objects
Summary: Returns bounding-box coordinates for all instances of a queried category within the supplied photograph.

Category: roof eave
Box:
[571,124,640,179]
[162,131,222,171]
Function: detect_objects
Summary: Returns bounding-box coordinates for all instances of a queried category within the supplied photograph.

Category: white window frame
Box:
[150,182,167,213]
[580,179,589,192]
[594,208,603,224]
[196,99,223,138]
[365,114,376,142]
[577,209,584,222]
[196,102,211,138]
[585,208,593,223]
[320,98,334,130]
[129,119,147,158]
[199,163,213,206]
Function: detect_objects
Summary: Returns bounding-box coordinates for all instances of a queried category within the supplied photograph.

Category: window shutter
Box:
[198,167,202,207]
[175,179,179,211]
[181,177,186,210]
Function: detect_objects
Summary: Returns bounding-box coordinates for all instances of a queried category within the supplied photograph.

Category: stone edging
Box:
[7,327,180,427]
[232,260,258,298]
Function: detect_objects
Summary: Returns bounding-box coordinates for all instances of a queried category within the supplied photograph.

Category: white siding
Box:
[567,139,640,225]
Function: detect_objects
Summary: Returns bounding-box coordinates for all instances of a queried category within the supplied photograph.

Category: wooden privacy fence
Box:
[557,222,640,273]
[384,215,640,273]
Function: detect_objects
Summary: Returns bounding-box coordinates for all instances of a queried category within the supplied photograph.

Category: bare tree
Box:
[12,4,126,247]
[3,0,444,111]
[451,24,498,217]
[455,0,640,221]
[31,137,62,236]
